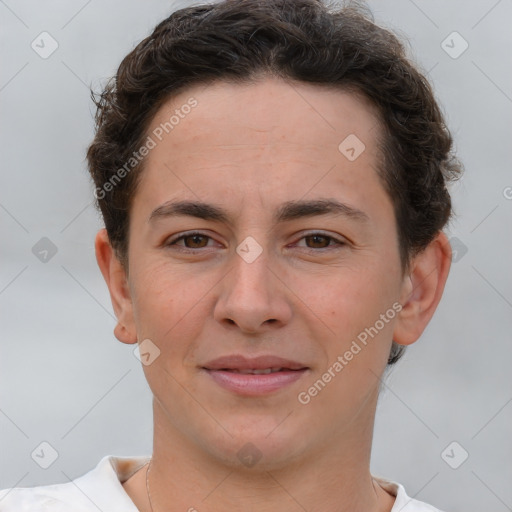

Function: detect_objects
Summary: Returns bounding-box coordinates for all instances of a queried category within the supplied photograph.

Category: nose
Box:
[213,242,293,334]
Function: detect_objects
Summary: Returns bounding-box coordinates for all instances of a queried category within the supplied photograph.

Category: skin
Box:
[96,77,452,512]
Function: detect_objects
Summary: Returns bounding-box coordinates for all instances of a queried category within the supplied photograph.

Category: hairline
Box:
[115,75,411,274]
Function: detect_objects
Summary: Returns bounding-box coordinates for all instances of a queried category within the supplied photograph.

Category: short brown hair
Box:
[86,0,462,365]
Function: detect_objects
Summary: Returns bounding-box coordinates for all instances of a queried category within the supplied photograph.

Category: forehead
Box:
[135,77,390,225]
[147,77,381,154]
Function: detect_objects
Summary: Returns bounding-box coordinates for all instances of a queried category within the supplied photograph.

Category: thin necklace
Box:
[145,458,154,512]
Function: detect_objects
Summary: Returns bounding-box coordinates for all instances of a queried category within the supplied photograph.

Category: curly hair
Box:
[86,0,462,365]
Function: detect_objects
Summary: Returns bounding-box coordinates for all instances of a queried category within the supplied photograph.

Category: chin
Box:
[198,416,310,471]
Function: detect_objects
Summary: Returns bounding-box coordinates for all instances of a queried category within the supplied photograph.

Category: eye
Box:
[166,232,217,251]
[294,232,346,250]
[165,231,346,253]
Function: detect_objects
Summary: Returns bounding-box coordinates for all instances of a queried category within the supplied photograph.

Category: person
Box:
[0,0,462,510]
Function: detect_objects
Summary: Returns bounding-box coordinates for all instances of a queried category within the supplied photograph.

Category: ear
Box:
[393,231,452,345]
[95,229,137,345]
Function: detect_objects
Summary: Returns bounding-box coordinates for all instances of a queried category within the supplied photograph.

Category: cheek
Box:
[301,263,399,330]
[297,261,401,373]
[130,263,204,353]
[131,276,211,400]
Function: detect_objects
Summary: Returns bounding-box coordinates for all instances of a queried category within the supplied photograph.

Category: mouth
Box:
[216,367,295,375]
[202,355,309,395]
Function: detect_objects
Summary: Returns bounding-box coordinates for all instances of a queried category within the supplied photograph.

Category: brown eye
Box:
[294,232,346,251]
[166,232,214,251]
[304,234,332,249]
[180,234,209,248]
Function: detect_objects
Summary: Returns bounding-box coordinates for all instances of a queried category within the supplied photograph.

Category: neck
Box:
[141,393,394,512]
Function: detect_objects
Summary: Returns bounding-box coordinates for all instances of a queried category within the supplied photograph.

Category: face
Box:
[112,78,413,468]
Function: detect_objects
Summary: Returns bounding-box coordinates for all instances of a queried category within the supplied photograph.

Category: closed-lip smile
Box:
[202,355,309,395]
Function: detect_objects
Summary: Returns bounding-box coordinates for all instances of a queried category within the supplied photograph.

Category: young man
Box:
[0,0,461,510]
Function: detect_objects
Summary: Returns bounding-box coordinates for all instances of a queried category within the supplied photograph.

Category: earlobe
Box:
[95,229,138,345]
[113,323,137,344]
[393,232,452,346]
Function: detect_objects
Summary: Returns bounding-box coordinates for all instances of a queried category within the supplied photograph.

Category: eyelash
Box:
[165,231,346,253]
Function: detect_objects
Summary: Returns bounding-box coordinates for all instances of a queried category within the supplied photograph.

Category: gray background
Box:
[1,1,511,511]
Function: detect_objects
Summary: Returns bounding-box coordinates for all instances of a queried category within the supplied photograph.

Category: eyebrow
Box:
[149,198,369,225]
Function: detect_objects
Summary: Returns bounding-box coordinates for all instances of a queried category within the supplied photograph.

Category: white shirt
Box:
[0,455,445,511]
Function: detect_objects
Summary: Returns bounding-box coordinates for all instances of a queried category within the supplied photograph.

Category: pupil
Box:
[188,235,206,248]
[309,235,328,248]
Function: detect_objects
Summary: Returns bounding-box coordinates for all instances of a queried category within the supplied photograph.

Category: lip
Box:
[202,355,309,396]
[203,355,307,371]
